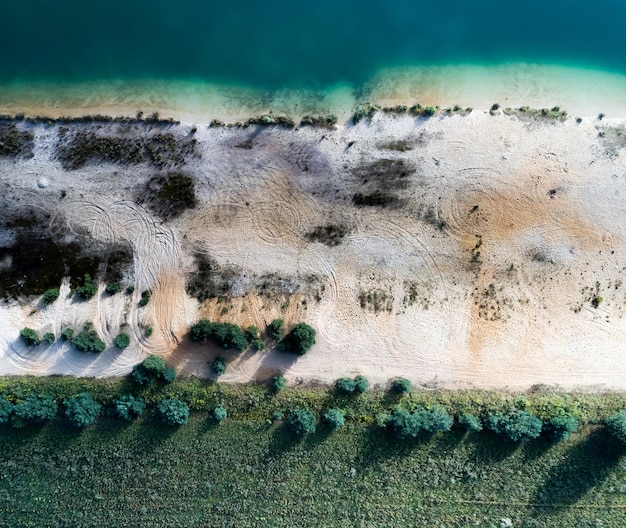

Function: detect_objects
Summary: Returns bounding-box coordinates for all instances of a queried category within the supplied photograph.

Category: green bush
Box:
[267,319,284,341]
[61,328,74,341]
[545,415,578,441]
[105,282,121,295]
[271,411,284,422]
[287,409,317,436]
[485,411,542,442]
[114,333,130,349]
[73,330,106,353]
[64,393,101,428]
[20,327,40,347]
[606,410,626,444]
[190,320,249,351]
[387,407,453,439]
[271,375,286,392]
[281,322,316,355]
[75,274,97,300]
[336,377,357,394]
[41,288,60,305]
[113,395,146,421]
[213,406,227,422]
[354,375,369,394]
[162,366,177,383]
[126,284,135,294]
[458,414,483,432]
[392,378,412,394]
[139,290,151,306]
[323,409,345,431]
[131,355,172,385]
[43,332,55,344]
[0,396,14,424]
[13,394,57,427]
[245,326,259,340]
[156,398,189,426]
[212,357,227,376]
[251,338,265,351]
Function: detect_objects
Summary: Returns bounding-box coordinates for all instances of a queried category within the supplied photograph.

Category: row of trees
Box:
[20,326,130,353]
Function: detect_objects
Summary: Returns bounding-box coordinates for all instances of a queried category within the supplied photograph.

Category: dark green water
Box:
[2,0,626,89]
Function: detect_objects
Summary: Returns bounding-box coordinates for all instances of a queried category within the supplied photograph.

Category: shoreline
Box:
[2,64,626,123]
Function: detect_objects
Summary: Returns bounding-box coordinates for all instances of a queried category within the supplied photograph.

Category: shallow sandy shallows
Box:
[1,110,626,390]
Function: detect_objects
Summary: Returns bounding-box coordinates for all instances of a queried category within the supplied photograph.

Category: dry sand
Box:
[1,103,626,390]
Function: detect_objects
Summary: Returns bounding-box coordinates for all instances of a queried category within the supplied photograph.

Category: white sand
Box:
[1,70,626,389]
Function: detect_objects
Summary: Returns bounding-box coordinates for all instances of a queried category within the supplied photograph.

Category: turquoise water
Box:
[2,0,626,89]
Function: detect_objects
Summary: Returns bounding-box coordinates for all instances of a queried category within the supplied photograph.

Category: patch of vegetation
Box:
[113,395,146,421]
[359,288,393,313]
[74,274,97,300]
[392,378,412,394]
[353,103,381,124]
[213,406,227,422]
[43,332,55,344]
[409,104,439,117]
[323,408,345,430]
[212,357,227,377]
[0,123,34,157]
[190,320,249,351]
[72,329,106,353]
[267,319,284,341]
[377,139,413,152]
[186,253,239,302]
[64,393,101,428]
[41,287,60,305]
[545,415,579,441]
[485,410,543,442]
[606,410,626,444]
[246,115,295,128]
[305,223,350,247]
[142,172,197,220]
[381,105,408,114]
[287,409,317,436]
[114,333,130,349]
[279,323,316,355]
[155,398,189,426]
[12,394,57,428]
[502,106,568,121]
[271,375,286,392]
[139,289,151,306]
[105,282,121,295]
[386,406,453,439]
[20,327,40,347]
[131,355,174,386]
[299,115,338,129]
[61,328,74,341]
[458,413,483,432]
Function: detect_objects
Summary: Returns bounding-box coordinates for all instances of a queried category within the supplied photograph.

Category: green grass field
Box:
[1,377,626,527]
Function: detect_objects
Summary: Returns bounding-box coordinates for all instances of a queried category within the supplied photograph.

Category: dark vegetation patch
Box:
[503,106,568,121]
[597,125,626,159]
[0,123,34,158]
[299,115,338,129]
[352,191,400,207]
[417,205,448,231]
[140,172,197,220]
[359,289,393,313]
[246,115,295,128]
[377,139,413,152]
[353,102,381,123]
[56,128,197,170]
[305,223,350,247]
[186,254,240,302]
[350,158,416,208]
[0,111,179,127]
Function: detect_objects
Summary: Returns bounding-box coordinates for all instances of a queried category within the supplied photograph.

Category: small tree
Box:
[114,333,130,349]
[43,332,55,344]
[213,406,227,422]
[64,393,101,428]
[606,410,626,444]
[251,338,265,351]
[323,409,345,431]
[387,407,453,439]
[287,409,316,436]
[354,375,369,394]
[190,320,249,351]
[281,322,316,355]
[20,327,40,346]
[139,290,151,306]
[271,375,286,392]
[545,415,578,441]
[267,319,284,341]
[41,288,60,305]
[75,274,97,300]
[73,329,106,353]
[156,398,189,426]
[336,377,356,394]
[61,328,74,341]
[0,396,14,425]
[392,378,412,394]
[105,282,121,295]
[162,366,177,383]
[131,355,171,385]
[458,414,483,432]
[212,357,227,376]
[113,395,146,421]
[485,411,542,442]
[13,394,57,427]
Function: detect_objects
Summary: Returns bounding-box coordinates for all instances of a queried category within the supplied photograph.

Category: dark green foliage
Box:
[353,103,381,123]
[41,287,60,305]
[267,319,284,341]
[185,253,236,302]
[73,329,106,353]
[190,320,249,351]
[126,284,135,294]
[354,375,369,394]
[105,282,121,295]
[0,396,13,424]
[75,274,97,300]
[545,415,579,441]
[299,114,338,129]
[114,333,130,349]
[155,398,189,426]
[392,378,412,394]
[271,410,284,421]
[61,328,74,341]
[271,375,286,392]
[485,411,542,442]
[245,326,259,340]
[251,338,265,351]
[131,355,172,385]
[281,322,316,355]
[145,172,196,220]
[387,407,453,439]
[20,327,40,346]
[323,408,345,431]
[113,395,146,421]
[13,394,57,427]
[213,406,227,422]
[212,357,227,376]
[336,377,357,394]
[43,332,55,344]
[606,410,626,444]
[306,224,350,247]
[162,366,177,383]
[0,123,34,157]
[458,413,483,432]
[139,290,151,306]
[287,409,317,436]
[64,393,101,428]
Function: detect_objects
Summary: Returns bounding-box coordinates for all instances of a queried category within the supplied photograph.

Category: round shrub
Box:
[336,377,356,394]
[131,355,168,385]
[606,410,626,444]
[354,375,369,394]
[73,329,106,353]
[387,406,453,439]
[0,396,14,425]
[139,290,151,306]
[64,393,101,428]
[190,320,249,351]
[287,409,317,436]
[281,322,316,355]
[114,395,146,421]
[114,332,130,349]
[392,378,412,394]
[271,375,286,392]
[267,319,284,341]
[156,398,189,426]
[323,409,345,431]
[458,413,483,432]
[20,327,40,347]
[213,406,227,422]
[162,366,177,383]
[251,338,265,351]
[61,328,74,341]
[545,415,578,441]
[212,357,227,376]
[13,394,57,427]
[75,274,97,300]
[105,282,121,295]
[43,332,55,344]
[41,288,60,305]
[485,411,542,442]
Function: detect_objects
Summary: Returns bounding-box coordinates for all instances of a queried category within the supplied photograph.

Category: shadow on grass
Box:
[531,428,624,512]
[465,431,521,464]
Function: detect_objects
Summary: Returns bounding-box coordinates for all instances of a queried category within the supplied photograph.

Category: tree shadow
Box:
[464,431,521,464]
[531,428,624,512]
[263,423,302,463]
